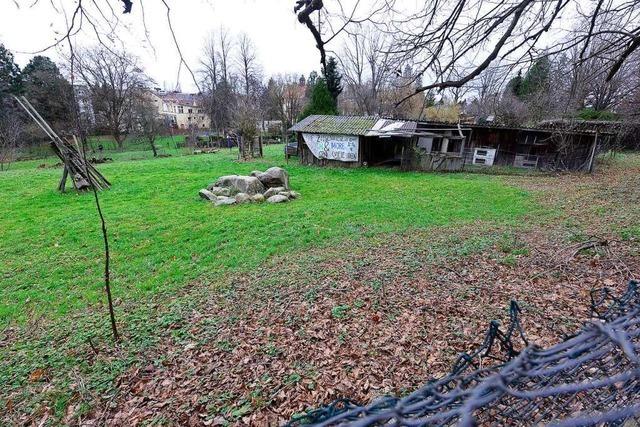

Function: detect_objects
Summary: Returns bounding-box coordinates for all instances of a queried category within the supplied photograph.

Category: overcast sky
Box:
[0,0,326,92]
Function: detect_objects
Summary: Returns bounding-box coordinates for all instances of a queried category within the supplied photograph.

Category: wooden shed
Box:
[290,115,469,171]
[423,120,614,171]
[289,115,610,172]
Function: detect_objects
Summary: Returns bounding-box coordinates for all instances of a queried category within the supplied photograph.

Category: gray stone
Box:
[214,196,237,207]
[253,167,290,190]
[213,175,265,195]
[289,191,301,199]
[264,186,285,199]
[235,193,251,204]
[279,191,292,199]
[267,195,289,204]
[251,194,265,203]
[199,189,217,201]
[206,186,231,197]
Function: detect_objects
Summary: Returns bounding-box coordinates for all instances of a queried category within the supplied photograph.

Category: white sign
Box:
[302,133,359,162]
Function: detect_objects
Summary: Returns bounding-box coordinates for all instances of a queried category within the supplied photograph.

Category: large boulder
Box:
[251,194,266,203]
[215,196,237,207]
[212,175,265,196]
[267,194,289,204]
[251,167,289,190]
[199,189,217,201]
[206,186,231,197]
[235,193,251,204]
[264,186,286,199]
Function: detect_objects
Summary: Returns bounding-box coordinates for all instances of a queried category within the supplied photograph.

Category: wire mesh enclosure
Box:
[288,281,640,426]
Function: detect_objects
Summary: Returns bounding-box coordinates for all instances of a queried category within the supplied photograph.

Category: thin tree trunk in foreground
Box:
[74,136,120,342]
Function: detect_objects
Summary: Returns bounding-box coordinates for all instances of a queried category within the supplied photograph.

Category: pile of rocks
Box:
[199,167,300,207]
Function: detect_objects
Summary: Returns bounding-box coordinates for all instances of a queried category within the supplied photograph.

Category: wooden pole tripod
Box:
[13,95,111,192]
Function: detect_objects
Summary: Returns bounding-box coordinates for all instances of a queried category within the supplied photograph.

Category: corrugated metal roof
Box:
[289,115,379,136]
[367,119,417,136]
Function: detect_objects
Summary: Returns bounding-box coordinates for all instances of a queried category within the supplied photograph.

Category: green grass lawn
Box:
[12,135,190,169]
[0,144,532,325]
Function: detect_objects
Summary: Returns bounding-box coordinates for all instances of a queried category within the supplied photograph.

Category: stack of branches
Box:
[13,95,110,192]
[288,281,640,426]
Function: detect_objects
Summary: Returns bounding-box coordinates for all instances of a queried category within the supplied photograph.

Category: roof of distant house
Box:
[154,90,204,106]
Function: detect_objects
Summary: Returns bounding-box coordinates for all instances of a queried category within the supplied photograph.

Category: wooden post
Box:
[59,167,68,192]
[588,132,598,173]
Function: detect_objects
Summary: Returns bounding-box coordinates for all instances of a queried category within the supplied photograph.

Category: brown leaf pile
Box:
[86,234,637,425]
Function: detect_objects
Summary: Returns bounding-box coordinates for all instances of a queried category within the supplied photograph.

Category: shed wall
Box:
[297,133,363,168]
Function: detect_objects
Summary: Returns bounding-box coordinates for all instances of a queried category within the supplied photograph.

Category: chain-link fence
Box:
[289,281,640,426]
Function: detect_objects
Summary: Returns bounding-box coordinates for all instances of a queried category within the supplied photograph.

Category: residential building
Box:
[149,90,210,130]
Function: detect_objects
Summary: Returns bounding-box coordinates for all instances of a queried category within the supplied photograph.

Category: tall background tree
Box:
[301,77,338,119]
[0,44,24,170]
[263,74,307,140]
[200,28,236,134]
[21,56,74,130]
[74,47,148,150]
[236,33,261,99]
[133,94,165,157]
[0,44,23,102]
[323,57,343,109]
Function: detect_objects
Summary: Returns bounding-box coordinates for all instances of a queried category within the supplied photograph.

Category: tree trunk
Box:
[149,138,158,157]
[114,133,125,151]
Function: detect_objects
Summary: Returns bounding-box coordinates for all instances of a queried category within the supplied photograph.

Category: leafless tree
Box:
[201,33,221,92]
[200,28,236,134]
[496,92,530,126]
[15,0,199,91]
[619,72,640,122]
[133,94,164,157]
[237,33,261,99]
[298,0,640,104]
[264,75,306,139]
[444,70,473,105]
[282,78,306,126]
[218,27,233,85]
[235,101,261,159]
[468,64,510,120]
[294,0,390,71]
[73,47,148,150]
[542,44,640,118]
[339,26,394,115]
[0,115,23,171]
[582,58,637,113]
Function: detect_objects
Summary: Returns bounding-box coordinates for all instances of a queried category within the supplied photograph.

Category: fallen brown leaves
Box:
[87,232,638,423]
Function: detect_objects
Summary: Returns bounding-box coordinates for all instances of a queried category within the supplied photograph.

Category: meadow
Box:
[0,143,531,324]
[4,143,640,424]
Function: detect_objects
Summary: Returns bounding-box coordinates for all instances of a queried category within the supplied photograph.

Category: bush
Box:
[577,108,619,121]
